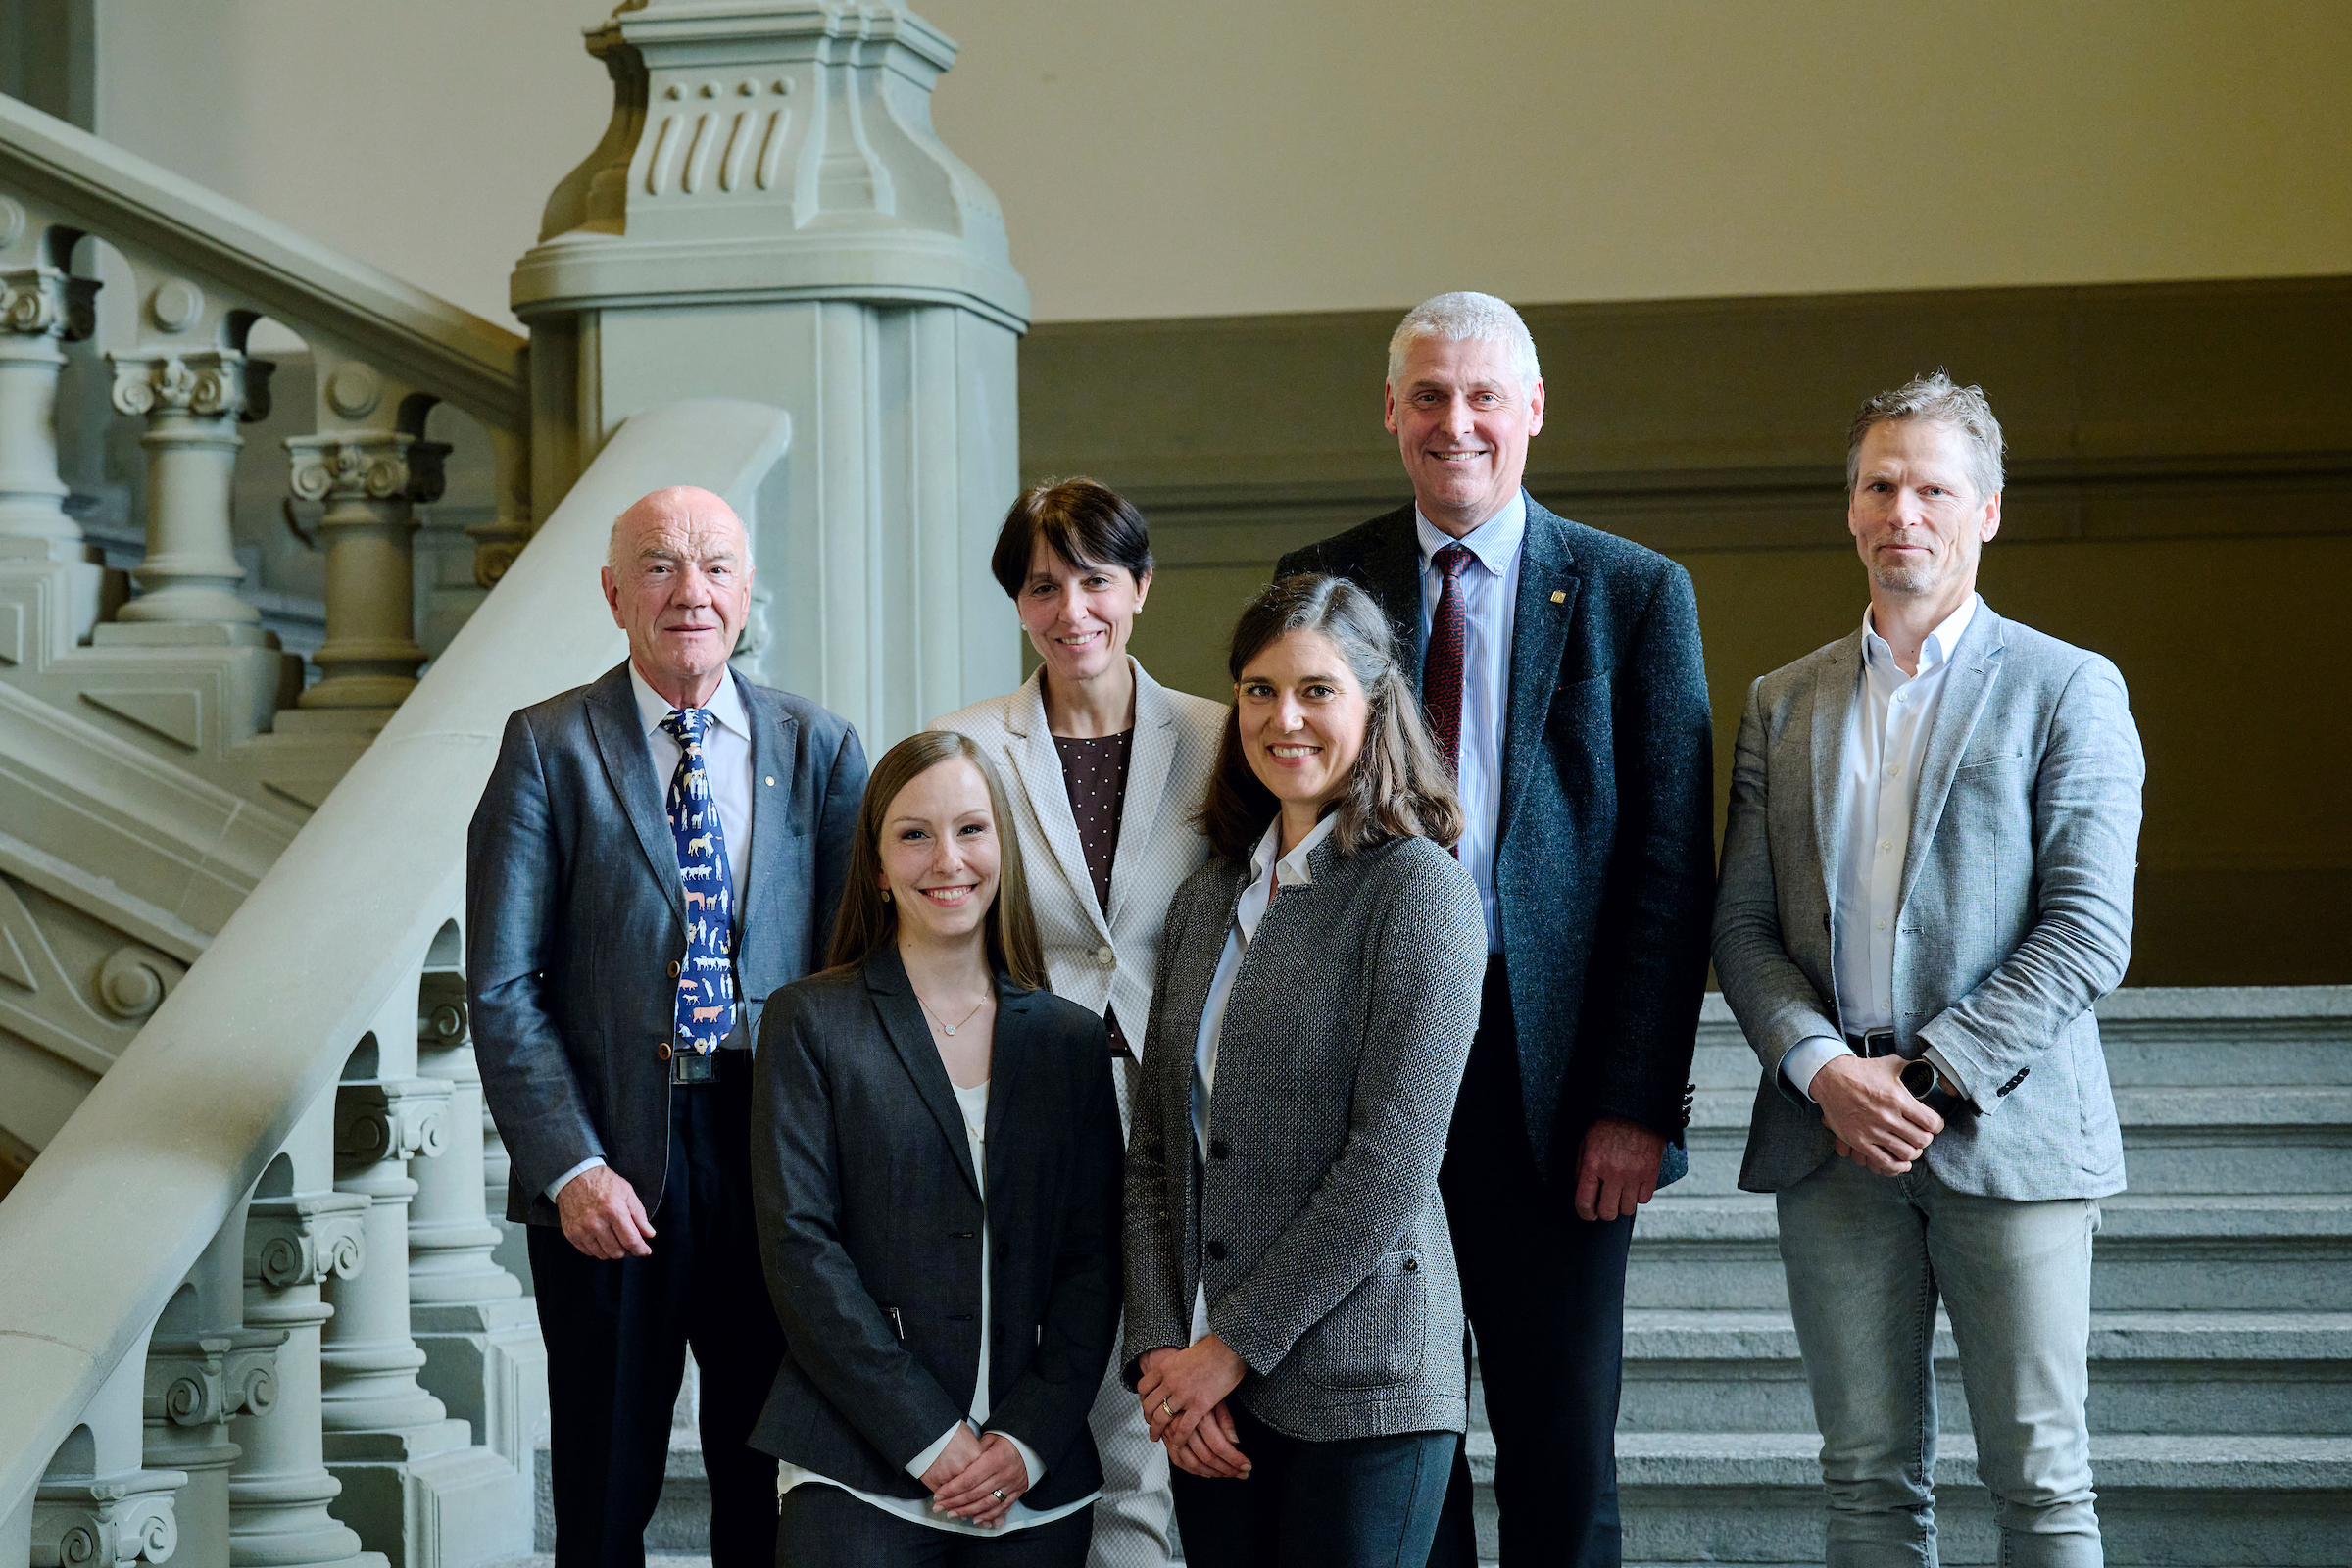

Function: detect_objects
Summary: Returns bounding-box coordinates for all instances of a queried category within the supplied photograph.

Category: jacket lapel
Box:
[1807,631,1864,923]
[865,949,981,1199]
[1897,606,2007,916]
[982,979,1033,1196]
[1105,661,1180,932]
[1362,509,1428,690]
[735,671,800,940]
[1003,671,1109,939]
[1498,498,1579,844]
[584,662,685,926]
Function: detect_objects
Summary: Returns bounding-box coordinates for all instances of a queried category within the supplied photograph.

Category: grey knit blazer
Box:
[1123,828,1487,1441]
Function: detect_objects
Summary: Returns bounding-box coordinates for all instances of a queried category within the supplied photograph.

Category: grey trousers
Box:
[1777,1155,2104,1568]
[1084,1315,1175,1568]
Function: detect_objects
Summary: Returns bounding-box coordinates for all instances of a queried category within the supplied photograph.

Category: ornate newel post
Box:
[32,1324,186,1568]
[281,355,444,712]
[229,1097,374,1568]
[318,998,527,1568]
[0,201,105,640]
[512,0,1029,748]
[407,960,547,1482]
[145,1205,287,1568]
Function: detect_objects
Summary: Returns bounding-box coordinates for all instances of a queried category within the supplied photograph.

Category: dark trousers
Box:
[774,1484,1092,1568]
[1169,1403,1454,1568]
[1426,958,1636,1568]
[529,1048,784,1568]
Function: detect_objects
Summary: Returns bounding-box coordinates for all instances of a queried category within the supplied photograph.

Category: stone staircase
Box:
[572,988,2352,1567]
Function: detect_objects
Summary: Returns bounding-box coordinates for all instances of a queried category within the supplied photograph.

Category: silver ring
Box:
[992,1489,1005,1501]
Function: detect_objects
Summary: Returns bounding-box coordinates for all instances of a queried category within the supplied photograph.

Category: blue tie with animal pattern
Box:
[661,708,734,1054]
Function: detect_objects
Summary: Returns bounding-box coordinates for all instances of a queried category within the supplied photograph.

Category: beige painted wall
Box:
[85,0,2352,327]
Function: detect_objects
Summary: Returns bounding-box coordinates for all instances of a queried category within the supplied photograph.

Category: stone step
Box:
[530,1433,711,1555]
[1626,1194,2352,1310]
[1671,1086,2352,1196]
[1510,1430,2352,1566]
[1593,1308,2352,1435]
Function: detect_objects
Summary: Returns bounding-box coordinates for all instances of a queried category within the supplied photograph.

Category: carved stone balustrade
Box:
[145,1213,285,1568]
[32,1324,186,1568]
[106,336,270,628]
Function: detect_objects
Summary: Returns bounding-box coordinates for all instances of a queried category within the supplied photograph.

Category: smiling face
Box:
[1236,629,1371,813]
[1385,333,1545,536]
[602,487,753,708]
[877,756,1003,949]
[1847,417,2002,602]
[1015,536,1151,687]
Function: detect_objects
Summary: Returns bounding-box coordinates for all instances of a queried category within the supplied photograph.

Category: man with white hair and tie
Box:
[468,486,868,1568]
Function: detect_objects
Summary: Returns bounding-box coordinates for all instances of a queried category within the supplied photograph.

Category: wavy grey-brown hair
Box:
[1845,370,2005,501]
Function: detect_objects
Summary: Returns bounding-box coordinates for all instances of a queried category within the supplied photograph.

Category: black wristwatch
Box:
[1899,1056,1962,1114]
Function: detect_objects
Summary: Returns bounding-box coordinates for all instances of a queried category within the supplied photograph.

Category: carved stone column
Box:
[230,1128,375,1568]
[146,1204,287,1568]
[106,348,271,627]
[405,975,546,1481]
[282,427,445,710]
[0,260,98,551]
[320,1066,527,1568]
[34,1323,187,1568]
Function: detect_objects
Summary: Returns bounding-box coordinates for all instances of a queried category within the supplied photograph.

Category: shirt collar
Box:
[1247,809,1341,890]
[1414,490,1527,577]
[627,660,750,740]
[1861,592,1980,678]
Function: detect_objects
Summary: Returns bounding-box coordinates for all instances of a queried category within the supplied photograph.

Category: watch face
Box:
[1899,1058,1938,1099]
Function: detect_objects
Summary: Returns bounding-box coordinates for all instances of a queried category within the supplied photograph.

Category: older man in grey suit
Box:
[467,486,866,1568]
[1713,373,2144,1567]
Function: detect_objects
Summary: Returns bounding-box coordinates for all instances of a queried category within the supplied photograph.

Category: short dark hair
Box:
[1196,573,1463,862]
[989,477,1154,599]
[825,730,1049,991]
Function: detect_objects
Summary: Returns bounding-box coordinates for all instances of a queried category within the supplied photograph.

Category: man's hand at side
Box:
[1811,1054,1943,1176]
[1575,1114,1667,1222]
[556,1164,656,1259]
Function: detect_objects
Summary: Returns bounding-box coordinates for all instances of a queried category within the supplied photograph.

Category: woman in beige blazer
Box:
[932,477,1226,1568]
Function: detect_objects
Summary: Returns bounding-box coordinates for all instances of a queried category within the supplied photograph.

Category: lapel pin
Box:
[1549,590,1566,604]
[764,775,775,786]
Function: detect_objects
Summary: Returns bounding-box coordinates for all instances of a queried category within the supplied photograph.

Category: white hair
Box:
[1386,291,1542,391]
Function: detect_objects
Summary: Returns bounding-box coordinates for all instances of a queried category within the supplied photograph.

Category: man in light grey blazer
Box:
[1713,373,2144,1568]
[467,486,866,1568]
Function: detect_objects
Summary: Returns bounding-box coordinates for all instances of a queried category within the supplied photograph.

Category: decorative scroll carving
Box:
[144,1326,284,1428]
[285,433,448,507]
[0,267,98,342]
[96,945,184,1021]
[108,352,273,424]
[333,1076,450,1165]
[31,1474,183,1568]
[244,1191,368,1290]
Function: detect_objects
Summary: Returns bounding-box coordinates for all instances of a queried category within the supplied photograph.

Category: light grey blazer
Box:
[931,659,1227,1092]
[1712,601,2144,1201]
[1124,832,1487,1442]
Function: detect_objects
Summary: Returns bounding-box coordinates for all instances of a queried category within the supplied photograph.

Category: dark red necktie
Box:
[1423,543,1475,777]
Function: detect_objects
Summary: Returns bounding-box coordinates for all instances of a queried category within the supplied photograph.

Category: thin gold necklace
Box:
[915,989,989,1037]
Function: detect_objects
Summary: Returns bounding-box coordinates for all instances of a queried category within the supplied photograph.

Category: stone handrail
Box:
[0,395,790,1516]
[0,93,523,430]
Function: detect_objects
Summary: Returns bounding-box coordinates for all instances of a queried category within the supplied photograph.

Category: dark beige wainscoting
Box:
[1016,277,2352,987]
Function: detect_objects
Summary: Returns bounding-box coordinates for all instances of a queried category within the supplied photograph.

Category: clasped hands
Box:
[1137,1337,1252,1480]
[1812,1053,1947,1175]
[918,1425,1031,1528]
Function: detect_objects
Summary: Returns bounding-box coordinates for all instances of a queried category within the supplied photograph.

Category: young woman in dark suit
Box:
[748,730,1124,1567]
[1124,575,1489,1566]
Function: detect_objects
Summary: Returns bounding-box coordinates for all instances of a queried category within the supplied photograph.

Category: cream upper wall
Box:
[90,0,2352,328]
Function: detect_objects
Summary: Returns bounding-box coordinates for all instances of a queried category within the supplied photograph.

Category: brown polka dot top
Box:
[1054,727,1136,1055]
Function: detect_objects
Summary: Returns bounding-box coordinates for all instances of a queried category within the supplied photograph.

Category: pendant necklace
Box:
[916,990,988,1037]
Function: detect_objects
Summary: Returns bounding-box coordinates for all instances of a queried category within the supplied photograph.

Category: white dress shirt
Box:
[776,1080,1087,1537]
[546,662,758,1200]
[1414,494,1524,954]
[1781,596,1978,1103]
[1188,810,1340,1343]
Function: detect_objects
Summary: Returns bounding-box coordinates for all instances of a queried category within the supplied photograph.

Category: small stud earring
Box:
[882,889,893,903]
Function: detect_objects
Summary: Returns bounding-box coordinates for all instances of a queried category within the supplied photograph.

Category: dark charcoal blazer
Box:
[1276,496,1715,1183]
[749,951,1124,1511]
[1124,832,1487,1442]
[466,660,865,1223]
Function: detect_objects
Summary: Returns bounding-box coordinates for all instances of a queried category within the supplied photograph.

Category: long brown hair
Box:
[1195,573,1463,862]
[826,731,1050,989]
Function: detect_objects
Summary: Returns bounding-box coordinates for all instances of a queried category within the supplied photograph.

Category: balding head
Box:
[601,486,753,708]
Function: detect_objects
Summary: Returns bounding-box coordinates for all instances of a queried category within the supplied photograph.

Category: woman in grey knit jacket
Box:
[1122,574,1488,1566]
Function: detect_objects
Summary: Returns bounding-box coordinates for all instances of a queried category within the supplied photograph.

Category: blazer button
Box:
[667,959,681,978]
[1206,1240,1228,1261]
[655,1041,673,1061]
[1208,1139,1230,1160]
[1097,944,1115,965]
[1404,1256,1419,1272]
